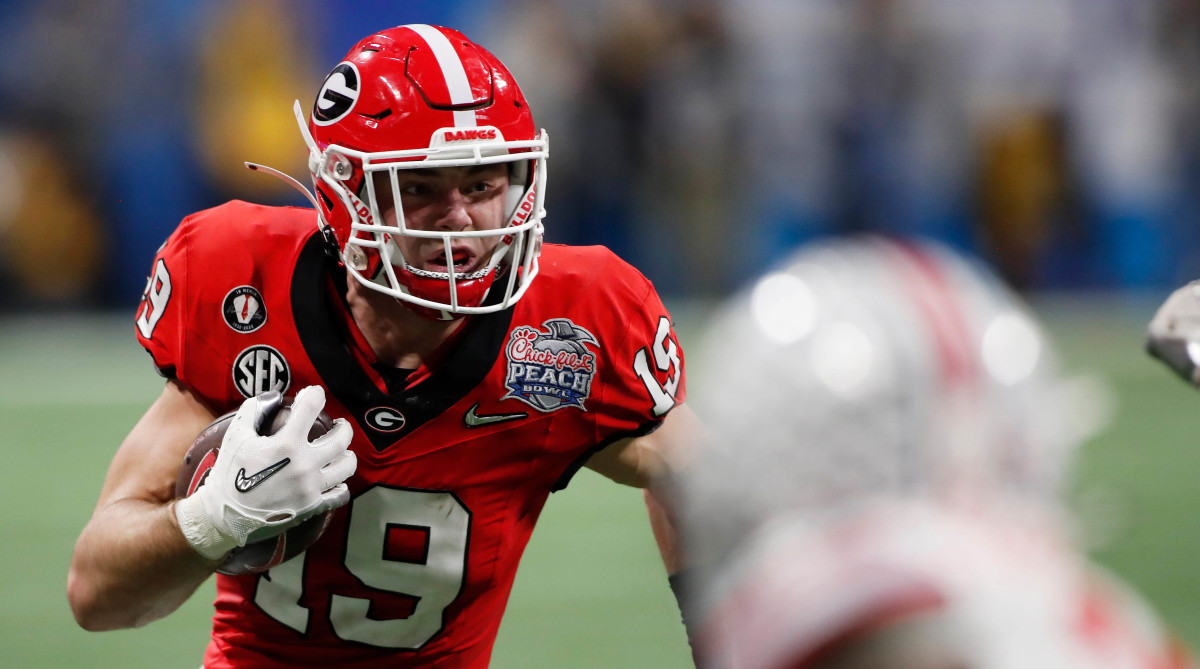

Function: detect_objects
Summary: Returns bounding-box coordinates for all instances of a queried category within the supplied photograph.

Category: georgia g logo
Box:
[364,407,406,433]
[313,62,360,126]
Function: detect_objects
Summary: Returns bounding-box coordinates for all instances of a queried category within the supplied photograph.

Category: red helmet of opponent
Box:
[273,24,549,320]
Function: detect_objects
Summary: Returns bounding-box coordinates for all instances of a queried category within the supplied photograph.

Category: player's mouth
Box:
[424,245,480,276]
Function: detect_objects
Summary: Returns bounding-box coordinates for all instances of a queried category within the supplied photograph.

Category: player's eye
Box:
[400,182,432,198]
[464,175,504,199]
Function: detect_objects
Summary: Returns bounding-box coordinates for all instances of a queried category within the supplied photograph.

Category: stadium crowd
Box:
[1,0,1199,310]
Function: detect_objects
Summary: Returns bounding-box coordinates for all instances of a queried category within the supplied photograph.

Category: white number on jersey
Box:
[135,259,172,339]
[255,486,471,650]
[633,316,681,416]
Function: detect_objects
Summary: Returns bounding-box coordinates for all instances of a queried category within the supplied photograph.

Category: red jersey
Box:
[134,200,686,668]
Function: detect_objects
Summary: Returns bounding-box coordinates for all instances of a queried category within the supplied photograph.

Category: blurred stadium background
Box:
[4,0,1200,667]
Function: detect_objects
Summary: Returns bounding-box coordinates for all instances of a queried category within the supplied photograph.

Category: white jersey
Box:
[697,502,1192,669]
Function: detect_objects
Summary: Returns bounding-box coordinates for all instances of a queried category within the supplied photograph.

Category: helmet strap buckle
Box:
[319,224,342,263]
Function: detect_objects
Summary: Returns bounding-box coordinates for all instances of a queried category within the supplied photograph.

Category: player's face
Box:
[372,165,509,275]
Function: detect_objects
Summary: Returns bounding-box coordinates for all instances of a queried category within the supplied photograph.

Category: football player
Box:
[673,237,1190,669]
[67,24,695,668]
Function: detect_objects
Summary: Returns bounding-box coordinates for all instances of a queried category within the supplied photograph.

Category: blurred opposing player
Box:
[675,237,1190,669]
[1146,280,1200,387]
[67,25,693,668]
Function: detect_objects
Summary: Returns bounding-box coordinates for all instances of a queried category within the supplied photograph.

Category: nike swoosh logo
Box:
[234,457,291,493]
[464,403,528,428]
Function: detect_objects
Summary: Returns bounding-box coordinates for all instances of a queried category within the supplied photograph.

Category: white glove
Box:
[175,385,357,560]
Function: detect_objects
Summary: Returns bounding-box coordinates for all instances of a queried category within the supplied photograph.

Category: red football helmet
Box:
[290,24,548,319]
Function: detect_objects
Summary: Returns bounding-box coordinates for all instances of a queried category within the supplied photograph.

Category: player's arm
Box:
[584,403,699,489]
[586,404,699,646]
[585,403,697,572]
[68,379,222,630]
[69,381,357,631]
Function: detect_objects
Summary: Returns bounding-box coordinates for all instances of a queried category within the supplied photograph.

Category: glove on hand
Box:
[175,385,356,560]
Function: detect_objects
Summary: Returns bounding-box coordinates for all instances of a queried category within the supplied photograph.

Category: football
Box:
[175,394,335,575]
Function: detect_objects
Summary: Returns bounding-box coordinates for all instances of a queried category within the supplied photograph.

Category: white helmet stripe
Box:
[403,24,478,128]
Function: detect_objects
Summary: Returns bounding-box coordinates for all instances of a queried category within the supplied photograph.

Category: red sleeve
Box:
[548,250,686,491]
[593,273,687,439]
[132,201,298,412]
[134,216,193,382]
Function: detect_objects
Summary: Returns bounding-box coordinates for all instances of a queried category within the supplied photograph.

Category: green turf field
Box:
[3,295,1197,668]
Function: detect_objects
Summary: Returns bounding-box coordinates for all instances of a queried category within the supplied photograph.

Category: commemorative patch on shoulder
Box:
[223,286,267,333]
[504,318,599,412]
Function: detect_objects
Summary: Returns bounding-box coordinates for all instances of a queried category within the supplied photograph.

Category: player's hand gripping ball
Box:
[175,390,344,575]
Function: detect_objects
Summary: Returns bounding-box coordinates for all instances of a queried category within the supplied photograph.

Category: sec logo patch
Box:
[233,345,290,398]
[223,286,267,333]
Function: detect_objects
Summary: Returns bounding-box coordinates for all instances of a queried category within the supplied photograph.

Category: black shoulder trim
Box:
[151,362,176,380]
[291,235,516,451]
[550,418,664,492]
